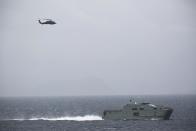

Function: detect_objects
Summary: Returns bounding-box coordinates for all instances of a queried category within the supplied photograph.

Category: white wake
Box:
[11,115,103,121]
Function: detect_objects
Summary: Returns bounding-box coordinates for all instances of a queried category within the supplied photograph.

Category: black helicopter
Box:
[38,19,56,25]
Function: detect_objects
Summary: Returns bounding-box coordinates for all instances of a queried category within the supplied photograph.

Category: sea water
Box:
[0,95,196,131]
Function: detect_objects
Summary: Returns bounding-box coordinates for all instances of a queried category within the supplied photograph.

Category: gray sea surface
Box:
[0,95,196,131]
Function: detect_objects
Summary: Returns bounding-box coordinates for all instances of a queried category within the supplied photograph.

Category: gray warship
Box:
[102,99,173,120]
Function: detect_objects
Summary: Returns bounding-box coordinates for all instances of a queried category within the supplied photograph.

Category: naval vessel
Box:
[102,99,173,120]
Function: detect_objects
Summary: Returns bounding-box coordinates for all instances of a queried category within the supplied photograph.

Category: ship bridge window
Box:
[141,103,149,105]
[133,112,139,116]
[139,107,144,110]
[132,108,137,110]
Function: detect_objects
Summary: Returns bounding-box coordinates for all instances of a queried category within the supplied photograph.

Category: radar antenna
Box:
[129,97,133,103]
[129,97,137,104]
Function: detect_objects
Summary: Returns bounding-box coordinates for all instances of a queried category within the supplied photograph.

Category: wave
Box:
[10,115,103,121]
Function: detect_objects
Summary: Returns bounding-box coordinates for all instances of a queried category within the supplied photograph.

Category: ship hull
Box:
[102,108,173,120]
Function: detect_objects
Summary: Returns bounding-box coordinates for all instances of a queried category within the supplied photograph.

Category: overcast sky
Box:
[0,0,196,96]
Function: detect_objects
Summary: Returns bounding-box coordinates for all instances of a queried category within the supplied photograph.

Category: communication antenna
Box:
[129,97,134,103]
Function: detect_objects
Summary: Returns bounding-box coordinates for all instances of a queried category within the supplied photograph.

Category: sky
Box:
[0,0,196,96]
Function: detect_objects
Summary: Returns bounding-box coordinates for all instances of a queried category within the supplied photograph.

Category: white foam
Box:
[10,115,103,121]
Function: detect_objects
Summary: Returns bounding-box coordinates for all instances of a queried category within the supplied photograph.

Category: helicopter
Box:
[38,19,56,25]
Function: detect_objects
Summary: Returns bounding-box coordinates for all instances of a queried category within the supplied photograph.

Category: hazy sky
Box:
[0,0,196,96]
